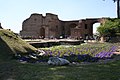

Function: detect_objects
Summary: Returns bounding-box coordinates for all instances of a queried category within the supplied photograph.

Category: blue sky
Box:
[0,0,116,33]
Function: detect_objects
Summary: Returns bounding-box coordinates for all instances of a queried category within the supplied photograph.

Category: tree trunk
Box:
[117,0,120,18]
[100,36,105,43]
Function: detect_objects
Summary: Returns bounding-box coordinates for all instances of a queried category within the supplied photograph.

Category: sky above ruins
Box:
[0,0,116,33]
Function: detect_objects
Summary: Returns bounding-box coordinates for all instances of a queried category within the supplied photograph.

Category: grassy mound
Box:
[0,29,37,60]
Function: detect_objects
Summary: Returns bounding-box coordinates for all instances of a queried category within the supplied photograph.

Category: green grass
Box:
[0,60,120,80]
[0,29,37,60]
[0,29,120,80]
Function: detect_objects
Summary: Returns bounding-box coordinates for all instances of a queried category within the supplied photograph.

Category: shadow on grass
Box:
[1,60,120,80]
[61,54,113,63]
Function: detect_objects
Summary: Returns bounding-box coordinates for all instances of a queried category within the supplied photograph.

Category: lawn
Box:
[0,60,120,80]
[0,29,120,80]
[0,42,120,80]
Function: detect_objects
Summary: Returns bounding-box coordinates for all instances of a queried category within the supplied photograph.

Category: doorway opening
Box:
[40,27,45,38]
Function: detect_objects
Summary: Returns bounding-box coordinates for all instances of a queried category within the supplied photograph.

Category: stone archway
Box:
[68,23,77,36]
[40,27,45,38]
[69,23,77,28]
[93,23,100,34]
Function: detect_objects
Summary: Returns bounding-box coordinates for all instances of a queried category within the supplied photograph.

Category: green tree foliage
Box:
[97,18,120,37]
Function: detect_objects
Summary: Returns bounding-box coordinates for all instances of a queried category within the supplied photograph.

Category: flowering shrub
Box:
[16,43,119,63]
[40,43,119,62]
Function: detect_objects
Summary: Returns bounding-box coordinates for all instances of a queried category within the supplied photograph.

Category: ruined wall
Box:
[20,13,43,37]
[45,13,62,38]
[62,20,79,38]
[20,13,62,38]
[20,13,106,39]
[70,18,106,39]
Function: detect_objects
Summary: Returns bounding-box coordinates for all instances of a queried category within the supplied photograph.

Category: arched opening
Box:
[68,23,77,36]
[93,23,100,34]
[69,23,77,28]
[40,27,45,38]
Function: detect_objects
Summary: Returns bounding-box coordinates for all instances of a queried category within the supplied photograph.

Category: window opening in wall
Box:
[40,27,45,39]
[85,24,87,29]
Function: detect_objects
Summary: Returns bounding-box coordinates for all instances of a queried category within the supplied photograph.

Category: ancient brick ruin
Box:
[20,13,106,39]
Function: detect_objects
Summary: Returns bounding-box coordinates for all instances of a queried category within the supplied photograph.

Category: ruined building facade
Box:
[20,13,106,39]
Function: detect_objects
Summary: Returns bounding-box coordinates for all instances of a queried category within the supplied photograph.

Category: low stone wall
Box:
[29,40,84,48]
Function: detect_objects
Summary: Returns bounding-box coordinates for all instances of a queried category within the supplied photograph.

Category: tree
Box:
[115,0,120,18]
[97,18,120,36]
[97,18,120,42]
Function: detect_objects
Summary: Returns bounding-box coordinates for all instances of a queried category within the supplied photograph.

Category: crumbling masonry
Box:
[20,13,106,39]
